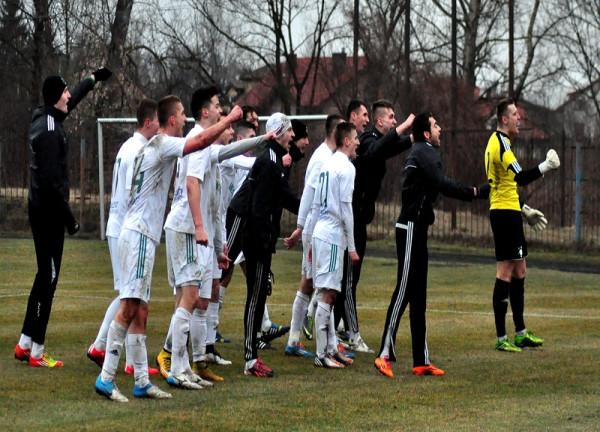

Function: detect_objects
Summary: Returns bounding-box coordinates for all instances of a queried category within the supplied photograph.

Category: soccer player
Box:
[229,112,300,377]
[485,99,560,352]
[15,67,111,368]
[374,112,489,379]
[94,95,242,402]
[283,114,345,357]
[338,100,415,353]
[160,88,274,388]
[308,122,360,368]
[87,99,160,378]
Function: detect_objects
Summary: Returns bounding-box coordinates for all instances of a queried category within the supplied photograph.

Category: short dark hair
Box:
[496,98,515,120]
[345,99,367,120]
[190,86,220,120]
[136,98,158,128]
[325,114,344,136]
[234,120,256,137]
[158,95,182,127]
[371,99,394,120]
[412,112,434,142]
[242,105,257,117]
[335,121,356,148]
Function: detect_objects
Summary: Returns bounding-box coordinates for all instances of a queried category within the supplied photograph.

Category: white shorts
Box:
[301,231,313,279]
[198,245,215,299]
[107,235,120,291]
[165,228,202,290]
[118,229,156,303]
[312,237,344,292]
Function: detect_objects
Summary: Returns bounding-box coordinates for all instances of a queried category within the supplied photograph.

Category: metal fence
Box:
[1,116,599,251]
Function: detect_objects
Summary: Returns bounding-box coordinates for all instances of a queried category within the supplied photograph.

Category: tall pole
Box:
[404,0,411,113]
[508,0,514,98]
[450,0,458,230]
[353,0,359,98]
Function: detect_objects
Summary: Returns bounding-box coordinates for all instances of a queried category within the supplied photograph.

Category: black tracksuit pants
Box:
[220,208,245,283]
[21,203,65,345]
[378,221,430,366]
[335,220,367,333]
[242,246,272,362]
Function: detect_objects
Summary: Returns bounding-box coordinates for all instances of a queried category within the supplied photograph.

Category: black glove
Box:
[67,220,80,235]
[92,67,112,82]
[476,183,490,199]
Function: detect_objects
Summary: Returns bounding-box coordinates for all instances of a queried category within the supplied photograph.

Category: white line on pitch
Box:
[2,293,600,320]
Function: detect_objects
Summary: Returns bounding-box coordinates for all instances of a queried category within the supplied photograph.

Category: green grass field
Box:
[1,238,599,431]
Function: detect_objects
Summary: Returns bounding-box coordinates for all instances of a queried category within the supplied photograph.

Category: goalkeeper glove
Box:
[538,149,560,174]
[92,67,112,82]
[522,204,548,232]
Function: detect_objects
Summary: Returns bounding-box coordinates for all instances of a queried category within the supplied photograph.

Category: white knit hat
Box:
[265,112,292,138]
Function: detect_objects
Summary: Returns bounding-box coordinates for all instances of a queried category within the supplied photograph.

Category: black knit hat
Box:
[291,119,308,140]
[42,75,67,106]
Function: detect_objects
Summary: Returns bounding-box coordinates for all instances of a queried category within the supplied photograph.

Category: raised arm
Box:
[183,105,242,156]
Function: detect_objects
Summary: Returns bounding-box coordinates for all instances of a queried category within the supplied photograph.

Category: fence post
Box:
[98,121,105,240]
[79,138,86,231]
[574,139,583,246]
[560,129,566,227]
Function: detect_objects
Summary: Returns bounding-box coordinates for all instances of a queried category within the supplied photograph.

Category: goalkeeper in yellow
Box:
[485,99,560,352]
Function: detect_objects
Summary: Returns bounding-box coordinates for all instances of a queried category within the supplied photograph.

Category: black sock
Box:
[510,277,525,332]
[493,278,510,338]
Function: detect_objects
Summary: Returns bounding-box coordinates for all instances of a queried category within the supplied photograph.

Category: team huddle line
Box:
[15,69,561,401]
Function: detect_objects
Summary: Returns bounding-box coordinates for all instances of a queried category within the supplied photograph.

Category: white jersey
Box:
[312,151,355,248]
[163,154,194,234]
[299,141,334,230]
[106,132,147,238]
[220,155,255,211]
[121,134,184,242]
[187,125,223,250]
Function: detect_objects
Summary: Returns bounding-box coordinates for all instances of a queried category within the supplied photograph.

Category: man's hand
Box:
[195,225,208,246]
[522,204,548,232]
[227,105,243,123]
[349,250,360,264]
[217,252,231,270]
[539,149,560,174]
[67,220,80,235]
[283,228,302,249]
[396,113,415,135]
[282,153,292,167]
[264,131,277,141]
[92,67,112,82]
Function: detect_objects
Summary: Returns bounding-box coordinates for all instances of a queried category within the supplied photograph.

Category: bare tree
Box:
[194,0,342,113]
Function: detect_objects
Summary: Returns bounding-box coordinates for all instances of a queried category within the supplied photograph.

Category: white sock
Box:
[315,301,331,359]
[164,314,174,352]
[94,297,120,351]
[206,301,220,346]
[191,308,207,362]
[219,285,226,309]
[307,291,318,319]
[497,335,508,342]
[327,309,338,355]
[516,328,528,336]
[245,359,257,370]
[288,291,310,345]
[171,307,191,376]
[101,321,127,382]
[31,342,44,359]
[127,333,149,387]
[261,304,272,333]
[18,334,32,350]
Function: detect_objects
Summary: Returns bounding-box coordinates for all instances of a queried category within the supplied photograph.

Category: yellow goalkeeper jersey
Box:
[485,131,522,211]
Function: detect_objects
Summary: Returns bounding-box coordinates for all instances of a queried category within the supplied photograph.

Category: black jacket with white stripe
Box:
[28,77,95,225]
[353,126,412,225]
[230,139,300,255]
[399,141,481,226]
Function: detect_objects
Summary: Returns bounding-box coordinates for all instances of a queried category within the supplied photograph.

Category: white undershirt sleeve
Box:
[341,201,356,252]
